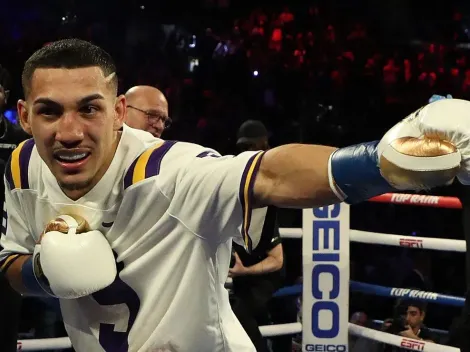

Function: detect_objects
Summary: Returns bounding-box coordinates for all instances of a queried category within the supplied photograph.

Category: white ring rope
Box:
[17,337,72,351]
[350,230,466,252]
[278,227,302,238]
[18,323,458,351]
[349,323,460,352]
[259,322,302,337]
[279,228,466,252]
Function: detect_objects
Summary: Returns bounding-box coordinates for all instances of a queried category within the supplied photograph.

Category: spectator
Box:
[383,300,435,352]
[124,86,171,138]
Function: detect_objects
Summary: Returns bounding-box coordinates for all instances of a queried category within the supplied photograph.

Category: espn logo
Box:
[399,238,423,248]
[400,338,425,351]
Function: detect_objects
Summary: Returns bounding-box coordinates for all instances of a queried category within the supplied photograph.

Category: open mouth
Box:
[53,150,91,167]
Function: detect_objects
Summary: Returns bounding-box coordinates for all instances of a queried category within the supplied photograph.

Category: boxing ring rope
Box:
[369,193,462,209]
[18,323,458,351]
[272,281,466,306]
[350,281,465,306]
[280,228,467,252]
[18,193,466,351]
[349,323,460,352]
[280,228,466,252]
[349,230,466,252]
[17,337,72,351]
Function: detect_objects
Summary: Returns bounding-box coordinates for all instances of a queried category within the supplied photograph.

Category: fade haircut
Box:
[22,38,118,98]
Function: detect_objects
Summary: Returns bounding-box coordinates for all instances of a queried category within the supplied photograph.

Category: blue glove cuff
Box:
[429,94,452,103]
[22,255,53,297]
[330,141,395,204]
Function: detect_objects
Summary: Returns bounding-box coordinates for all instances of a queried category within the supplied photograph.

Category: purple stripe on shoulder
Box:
[145,141,177,179]
[123,159,138,190]
[19,139,35,189]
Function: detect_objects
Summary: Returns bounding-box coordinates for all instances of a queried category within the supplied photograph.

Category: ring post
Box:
[302,204,349,351]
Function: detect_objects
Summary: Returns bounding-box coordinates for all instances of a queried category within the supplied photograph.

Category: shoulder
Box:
[122,140,217,190]
[4,139,36,191]
[123,140,177,190]
[419,326,434,339]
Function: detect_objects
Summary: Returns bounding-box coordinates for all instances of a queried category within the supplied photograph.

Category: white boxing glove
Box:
[330,99,466,204]
[33,229,117,299]
[377,98,466,190]
[412,98,470,185]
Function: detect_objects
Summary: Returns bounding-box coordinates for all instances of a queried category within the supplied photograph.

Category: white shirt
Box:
[0,125,266,352]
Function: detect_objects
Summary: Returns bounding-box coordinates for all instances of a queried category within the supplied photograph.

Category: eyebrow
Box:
[147,109,167,115]
[33,94,105,106]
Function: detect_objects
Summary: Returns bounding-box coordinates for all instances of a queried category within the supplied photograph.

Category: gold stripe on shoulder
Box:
[11,141,27,190]
[132,141,164,185]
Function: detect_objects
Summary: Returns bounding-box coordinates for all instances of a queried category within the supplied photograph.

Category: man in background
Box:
[229,120,285,352]
[0,64,29,352]
[235,119,270,152]
[383,300,434,351]
[124,85,171,138]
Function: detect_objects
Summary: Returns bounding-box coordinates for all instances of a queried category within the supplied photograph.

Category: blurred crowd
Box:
[2,0,470,350]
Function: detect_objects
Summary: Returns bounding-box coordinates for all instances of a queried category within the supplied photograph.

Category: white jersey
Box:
[0,124,266,352]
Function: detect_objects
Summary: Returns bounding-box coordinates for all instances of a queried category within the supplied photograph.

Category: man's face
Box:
[126,94,168,138]
[18,67,125,200]
[405,306,424,329]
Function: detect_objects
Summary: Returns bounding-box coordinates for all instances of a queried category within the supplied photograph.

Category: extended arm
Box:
[254,144,340,208]
[254,100,465,209]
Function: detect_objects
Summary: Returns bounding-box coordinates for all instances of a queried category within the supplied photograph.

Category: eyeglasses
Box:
[127,105,172,129]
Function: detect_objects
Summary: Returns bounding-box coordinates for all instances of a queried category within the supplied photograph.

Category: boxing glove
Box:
[31,215,117,299]
[330,99,467,203]
[377,101,461,190]
[429,94,452,103]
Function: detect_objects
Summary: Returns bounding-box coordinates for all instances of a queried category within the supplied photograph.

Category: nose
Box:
[149,119,164,134]
[55,113,84,147]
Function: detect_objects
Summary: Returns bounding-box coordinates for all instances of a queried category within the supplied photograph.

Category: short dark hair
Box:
[396,298,427,314]
[22,39,118,98]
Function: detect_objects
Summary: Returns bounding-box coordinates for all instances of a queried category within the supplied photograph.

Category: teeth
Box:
[57,153,88,161]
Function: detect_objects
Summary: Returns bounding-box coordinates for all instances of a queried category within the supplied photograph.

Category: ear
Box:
[17,99,32,135]
[113,95,126,131]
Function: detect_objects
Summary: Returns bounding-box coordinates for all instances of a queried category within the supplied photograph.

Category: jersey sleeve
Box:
[168,145,265,252]
[252,205,282,255]
[0,148,36,267]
